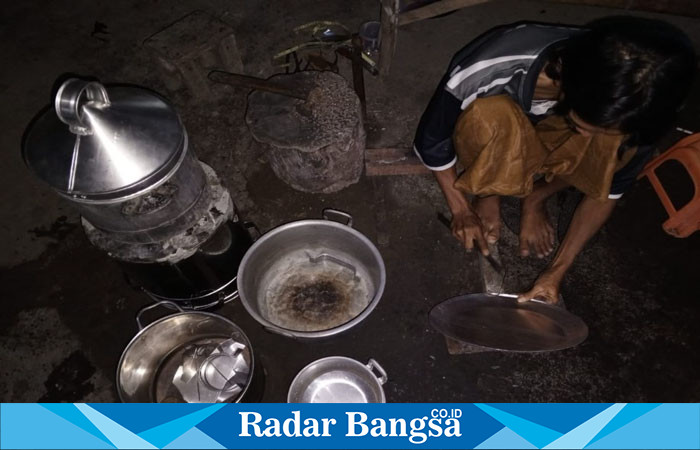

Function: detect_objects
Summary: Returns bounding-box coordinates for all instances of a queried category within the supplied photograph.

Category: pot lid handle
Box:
[54,78,111,135]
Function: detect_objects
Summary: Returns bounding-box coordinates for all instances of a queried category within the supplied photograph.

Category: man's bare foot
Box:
[474,196,501,244]
[519,195,556,258]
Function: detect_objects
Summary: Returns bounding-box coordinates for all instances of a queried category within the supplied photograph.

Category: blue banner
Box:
[1,403,698,449]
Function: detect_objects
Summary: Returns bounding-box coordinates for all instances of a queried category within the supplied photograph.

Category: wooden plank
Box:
[365,147,431,176]
[399,0,493,26]
[366,164,431,176]
[445,336,491,354]
[379,0,400,76]
[365,147,415,160]
[545,0,700,17]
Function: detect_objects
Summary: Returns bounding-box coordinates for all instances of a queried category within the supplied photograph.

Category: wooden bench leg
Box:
[379,0,400,77]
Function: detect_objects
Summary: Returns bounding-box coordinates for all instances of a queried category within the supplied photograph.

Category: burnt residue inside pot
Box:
[261,250,373,332]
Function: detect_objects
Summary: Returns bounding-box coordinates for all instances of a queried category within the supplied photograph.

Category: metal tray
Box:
[429,294,588,352]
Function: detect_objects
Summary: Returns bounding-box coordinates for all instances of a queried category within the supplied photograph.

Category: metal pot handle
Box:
[309,253,357,277]
[243,221,262,241]
[264,326,296,339]
[183,290,239,311]
[135,300,184,330]
[366,358,388,385]
[322,208,353,228]
[221,290,240,305]
[55,79,111,135]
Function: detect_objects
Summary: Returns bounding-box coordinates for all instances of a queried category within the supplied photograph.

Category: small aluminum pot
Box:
[117,301,254,403]
[237,209,386,339]
[288,356,388,403]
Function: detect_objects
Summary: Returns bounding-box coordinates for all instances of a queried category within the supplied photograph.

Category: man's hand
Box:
[517,269,563,304]
[451,209,490,255]
[518,195,617,305]
[433,166,491,255]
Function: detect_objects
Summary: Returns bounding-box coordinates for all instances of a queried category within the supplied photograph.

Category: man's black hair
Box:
[554,16,696,145]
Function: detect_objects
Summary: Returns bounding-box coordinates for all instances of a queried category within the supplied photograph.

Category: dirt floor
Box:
[1,0,699,403]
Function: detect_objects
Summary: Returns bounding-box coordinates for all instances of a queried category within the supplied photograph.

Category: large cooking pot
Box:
[120,220,258,310]
[237,209,385,339]
[117,301,254,402]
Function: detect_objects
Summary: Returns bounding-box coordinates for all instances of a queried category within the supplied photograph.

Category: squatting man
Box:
[414,16,695,303]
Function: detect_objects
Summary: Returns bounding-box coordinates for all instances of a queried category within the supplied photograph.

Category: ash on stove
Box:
[121,183,179,216]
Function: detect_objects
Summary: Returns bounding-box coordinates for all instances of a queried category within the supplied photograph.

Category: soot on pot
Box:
[262,250,373,332]
[286,276,350,322]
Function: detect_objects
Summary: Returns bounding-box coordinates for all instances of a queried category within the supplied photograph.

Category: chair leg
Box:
[379,0,400,77]
[640,137,700,238]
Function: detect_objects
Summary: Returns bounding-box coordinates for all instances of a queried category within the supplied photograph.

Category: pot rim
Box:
[287,356,386,403]
[116,309,254,403]
[236,218,386,339]
[144,274,238,305]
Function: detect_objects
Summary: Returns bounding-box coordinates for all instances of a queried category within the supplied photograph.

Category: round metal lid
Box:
[429,293,588,352]
[23,79,186,203]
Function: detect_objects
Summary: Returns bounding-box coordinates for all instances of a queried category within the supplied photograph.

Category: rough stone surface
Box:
[0,308,114,402]
[246,71,365,193]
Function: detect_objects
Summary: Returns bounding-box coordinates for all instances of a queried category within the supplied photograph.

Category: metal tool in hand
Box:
[488,292,546,304]
[437,212,503,273]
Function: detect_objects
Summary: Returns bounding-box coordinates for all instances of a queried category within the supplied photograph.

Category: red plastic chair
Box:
[638,133,700,238]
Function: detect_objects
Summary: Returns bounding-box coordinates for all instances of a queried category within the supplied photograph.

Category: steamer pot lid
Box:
[23,78,186,202]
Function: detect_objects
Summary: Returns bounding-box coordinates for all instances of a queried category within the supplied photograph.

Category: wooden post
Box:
[379,0,400,77]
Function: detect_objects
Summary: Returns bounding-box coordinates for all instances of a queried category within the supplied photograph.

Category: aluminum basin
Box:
[237,210,385,339]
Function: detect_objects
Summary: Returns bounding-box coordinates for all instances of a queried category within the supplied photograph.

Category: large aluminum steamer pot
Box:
[117,301,254,403]
[237,209,386,339]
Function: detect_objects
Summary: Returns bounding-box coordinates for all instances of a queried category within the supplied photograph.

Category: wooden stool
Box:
[639,133,700,238]
[144,11,243,100]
